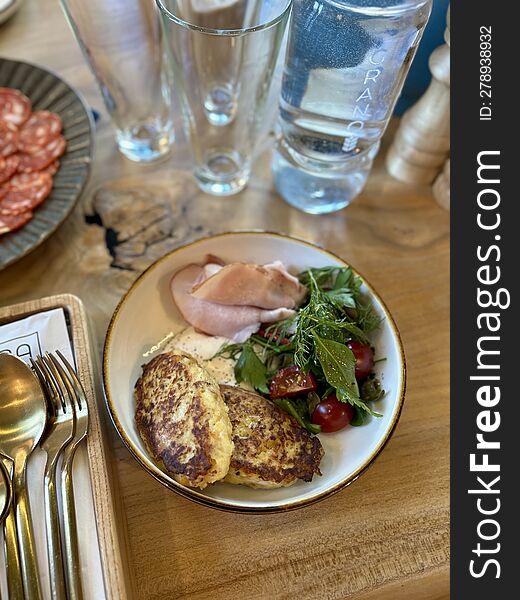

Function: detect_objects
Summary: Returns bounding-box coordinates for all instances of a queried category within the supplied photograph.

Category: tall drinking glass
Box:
[60,0,175,162]
[156,0,292,195]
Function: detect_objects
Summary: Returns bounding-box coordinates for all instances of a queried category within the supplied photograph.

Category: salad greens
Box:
[233,345,269,394]
[216,266,385,433]
[271,398,321,435]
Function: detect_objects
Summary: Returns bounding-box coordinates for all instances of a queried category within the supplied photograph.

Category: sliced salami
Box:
[0,209,33,235]
[0,155,20,185]
[42,160,60,176]
[17,111,63,153]
[1,192,36,215]
[0,121,19,157]
[17,136,66,173]
[8,171,53,191]
[0,183,52,213]
[0,88,65,234]
[0,88,31,126]
[3,172,53,212]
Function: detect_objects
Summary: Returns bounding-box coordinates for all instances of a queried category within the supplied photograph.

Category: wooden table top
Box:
[0,1,450,598]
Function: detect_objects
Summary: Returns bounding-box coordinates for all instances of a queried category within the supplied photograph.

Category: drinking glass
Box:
[60,0,175,162]
[272,0,432,214]
[156,0,292,195]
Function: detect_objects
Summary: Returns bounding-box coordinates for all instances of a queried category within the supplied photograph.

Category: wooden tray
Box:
[0,294,130,600]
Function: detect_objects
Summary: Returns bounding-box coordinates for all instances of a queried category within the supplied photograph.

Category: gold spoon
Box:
[0,458,12,600]
[1,454,23,600]
[0,354,47,600]
[0,457,12,523]
[0,456,14,600]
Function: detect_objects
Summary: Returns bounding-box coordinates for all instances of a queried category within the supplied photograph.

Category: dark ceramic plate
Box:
[0,58,93,270]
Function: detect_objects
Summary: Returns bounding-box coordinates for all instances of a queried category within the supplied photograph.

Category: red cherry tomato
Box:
[347,341,375,380]
[269,365,317,399]
[311,393,354,432]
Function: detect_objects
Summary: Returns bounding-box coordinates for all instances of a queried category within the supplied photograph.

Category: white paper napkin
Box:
[0,308,106,600]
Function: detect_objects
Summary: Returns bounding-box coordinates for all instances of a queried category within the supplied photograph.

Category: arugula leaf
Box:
[325,288,357,309]
[339,322,370,344]
[271,398,321,434]
[350,406,368,427]
[312,332,382,418]
[332,267,362,300]
[336,387,382,418]
[332,320,370,344]
[332,268,351,290]
[312,332,359,396]
[234,345,269,394]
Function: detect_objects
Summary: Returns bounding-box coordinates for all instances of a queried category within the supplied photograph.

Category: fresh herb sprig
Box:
[215,266,385,432]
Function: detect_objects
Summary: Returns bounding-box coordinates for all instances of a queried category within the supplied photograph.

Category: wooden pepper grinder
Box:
[386,6,450,186]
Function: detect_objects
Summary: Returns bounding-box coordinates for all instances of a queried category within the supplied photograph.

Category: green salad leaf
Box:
[350,406,368,427]
[312,331,382,418]
[312,332,359,396]
[271,397,321,434]
[234,344,269,394]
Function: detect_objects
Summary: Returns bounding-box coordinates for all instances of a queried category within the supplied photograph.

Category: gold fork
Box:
[46,351,89,600]
[32,356,75,600]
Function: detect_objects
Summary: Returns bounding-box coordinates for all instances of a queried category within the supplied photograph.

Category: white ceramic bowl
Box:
[103,232,406,513]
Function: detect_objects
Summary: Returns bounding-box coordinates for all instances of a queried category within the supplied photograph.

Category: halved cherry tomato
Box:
[269,365,317,398]
[347,340,374,380]
[311,393,354,432]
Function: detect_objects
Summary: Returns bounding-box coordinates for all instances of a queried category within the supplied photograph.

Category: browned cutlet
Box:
[220,385,324,488]
[135,352,233,489]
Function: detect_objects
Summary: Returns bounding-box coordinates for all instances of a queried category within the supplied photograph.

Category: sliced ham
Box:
[171,264,296,342]
[192,262,223,288]
[191,260,307,309]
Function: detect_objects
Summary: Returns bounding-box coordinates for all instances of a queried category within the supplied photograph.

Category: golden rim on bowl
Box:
[102,231,407,514]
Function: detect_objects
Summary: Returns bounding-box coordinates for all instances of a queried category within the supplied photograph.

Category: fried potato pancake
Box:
[135,352,233,489]
[220,385,324,488]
